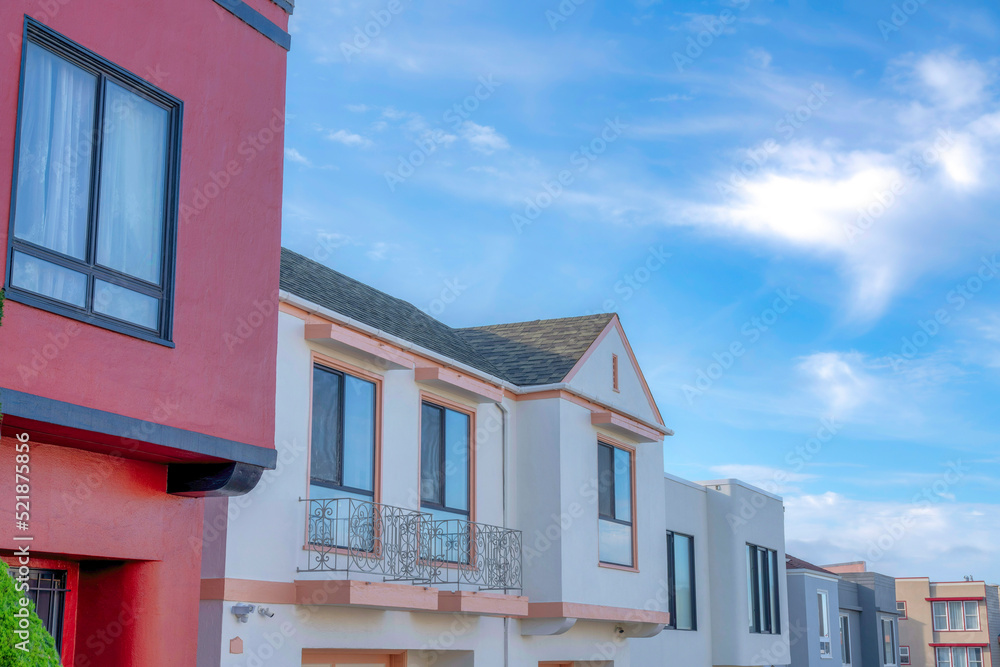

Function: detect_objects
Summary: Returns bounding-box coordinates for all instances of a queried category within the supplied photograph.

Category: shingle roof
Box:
[786,554,838,576]
[279,248,613,386]
[456,314,615,386]
[280,248,503,378]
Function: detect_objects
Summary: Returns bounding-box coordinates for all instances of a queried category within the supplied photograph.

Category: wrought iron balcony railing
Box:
[422,517,523,594]
[299,498,522,594]
[300,497,431,583]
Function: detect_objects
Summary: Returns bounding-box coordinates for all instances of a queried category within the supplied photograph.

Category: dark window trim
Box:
[597,440,634,567]
[666,530,698,631]
[747,543,781,634]
[5,17,182,347]
[213,0,292,50]
[310,363,377,496]
[420,399,471,517]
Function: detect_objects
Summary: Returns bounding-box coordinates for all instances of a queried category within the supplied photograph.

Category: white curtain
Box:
[12,43,95,303]
[95,82,168,285]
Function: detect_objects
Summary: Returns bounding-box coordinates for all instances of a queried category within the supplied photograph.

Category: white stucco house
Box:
[195,248,790,667]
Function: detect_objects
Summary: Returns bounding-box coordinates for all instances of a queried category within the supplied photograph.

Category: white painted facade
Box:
[196,288,790,667]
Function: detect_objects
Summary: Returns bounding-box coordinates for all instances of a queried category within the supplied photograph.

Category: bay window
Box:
[932,600,980,631]
[8,19,181,344]
[598,441,634,567]
[747,544,780,634]
[937,648,984,667]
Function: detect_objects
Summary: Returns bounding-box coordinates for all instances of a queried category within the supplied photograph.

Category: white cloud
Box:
[911,50,994,110]
[460,122,510,154]
[749,48,772,69]
[326,129,373,148]
[650,94,693,102]
[285,147,312,166]
[784,491,1000,583]
[366,241,393,261]
[345,103,371,113]
[796,351,874,417]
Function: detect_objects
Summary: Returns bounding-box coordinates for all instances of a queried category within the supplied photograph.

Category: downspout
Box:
[499,402,510,667]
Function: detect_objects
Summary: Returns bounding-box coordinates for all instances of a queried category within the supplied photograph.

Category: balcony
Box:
[299,498,522,596]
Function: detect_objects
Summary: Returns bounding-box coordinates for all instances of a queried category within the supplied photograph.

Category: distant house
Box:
[895,577,1000,667]
[786,557,901,667]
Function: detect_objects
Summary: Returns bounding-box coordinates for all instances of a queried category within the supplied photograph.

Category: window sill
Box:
[598,561,639,573]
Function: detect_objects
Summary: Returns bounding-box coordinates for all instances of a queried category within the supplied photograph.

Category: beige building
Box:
[895,578,1000,667]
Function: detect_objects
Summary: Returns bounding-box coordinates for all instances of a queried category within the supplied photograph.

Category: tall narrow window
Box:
[597,442,634,567]
[6,568,67,656]
[818,590,831,656]
[7,19,181,343]
[420,401,471,520]
[882,618,896,665]
[840,615,852,665]
[666,531,697,630]
[747,544,780,634]
[612,354,620,391]
[964,601,980,630]
[968,648,983,667]
[310,364,377,500]
[933,601,949,630]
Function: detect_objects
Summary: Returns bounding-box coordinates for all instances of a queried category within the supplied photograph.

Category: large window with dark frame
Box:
[6,19,182,344]
[666,530,696,630]
[420,400,471,521]
[841,614,852,665]
[309,364,377,500]
[597,441,634,567]
[746,544,780,634]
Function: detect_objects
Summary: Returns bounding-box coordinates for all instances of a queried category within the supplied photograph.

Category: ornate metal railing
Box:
[299,498,522,593]
[300,497,431,583]
[422,518,522,594]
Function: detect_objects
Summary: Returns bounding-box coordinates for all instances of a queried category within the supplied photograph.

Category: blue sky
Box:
[281,0,1000,583]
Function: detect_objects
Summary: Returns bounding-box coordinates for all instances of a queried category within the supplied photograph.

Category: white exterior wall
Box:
[198,306,790,667]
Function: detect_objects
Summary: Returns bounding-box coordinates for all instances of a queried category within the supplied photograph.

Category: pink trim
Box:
[437,591,529,617]
[200,578,297,604]
[929,643,989,648]
[414,366,504,404]
[591,411,661,443]
[295,579,439,611]
[926,597,985,602]
[304,322,415,370]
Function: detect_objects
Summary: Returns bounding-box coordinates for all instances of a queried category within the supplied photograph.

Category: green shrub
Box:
[0,566,61,666]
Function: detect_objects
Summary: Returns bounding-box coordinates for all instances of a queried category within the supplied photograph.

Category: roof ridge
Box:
[458,312,615,332]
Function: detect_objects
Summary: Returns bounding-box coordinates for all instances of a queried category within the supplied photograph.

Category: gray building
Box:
[786,557,901,667]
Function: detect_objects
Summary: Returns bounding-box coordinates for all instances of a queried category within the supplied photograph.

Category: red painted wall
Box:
[0,0,287,452]
[1,436,205,666]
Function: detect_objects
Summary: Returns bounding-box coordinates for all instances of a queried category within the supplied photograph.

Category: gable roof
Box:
[456,314,616,386]
[786,554,838,576]
[280,248,504,378]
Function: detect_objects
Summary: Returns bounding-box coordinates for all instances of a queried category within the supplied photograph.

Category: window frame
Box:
[612,353,620,392]
[597,439,637,570]
[1,556,79,660]
[306,354,382,503]
[818,589,832,658]
[897,600,908,619]
[900,646,910,666]
[418,393,475,520]
[746,543,781,635]
[882,617,897,666]
[665,530,697,631]
[841,614,852,665]
[936,648,984,667]
[932,600,981,631]
[6,17,182,346]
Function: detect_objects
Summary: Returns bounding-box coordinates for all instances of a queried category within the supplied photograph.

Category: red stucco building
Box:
[0,1,291,664]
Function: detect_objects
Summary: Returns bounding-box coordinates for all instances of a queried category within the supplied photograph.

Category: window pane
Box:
[597,444,613,517]
[598,518,632,567]
[93,279,159,329]
[342,375,375,492]
[933,602,948,630]
[818,592,829,638]
[95,82,169,284]
[757,548,767,631]
[747,546,756,632]
[948,601,964,630]
[937,647,952,667]
[769,550,780,633]
[11,251,87,307]
[14,43,96,261]
[310,367,342,486]
[964,601,979,630]
[674,534,694,630]
[444,409,470,512]
[952,648,968,667]
[613,447,631,522]
[420,404,443,504]
[969,648,983,667]
[883,619,895,664]
[841,616,851,664]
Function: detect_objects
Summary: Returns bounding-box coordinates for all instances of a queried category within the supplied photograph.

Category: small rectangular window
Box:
[933,601,949,631]
[6,568,67,656]
[899,646,910,666]
[818,590,831,656]
[948,601,965,630]
[964,600,980,630]
[968,648,983,667]
[7,19,181,344]
[841,615,852,665]
[896,600,907,619]
[952,648,969,667]
[598,442,634,567]
[666,531,696,630]
[937,647,953,667]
